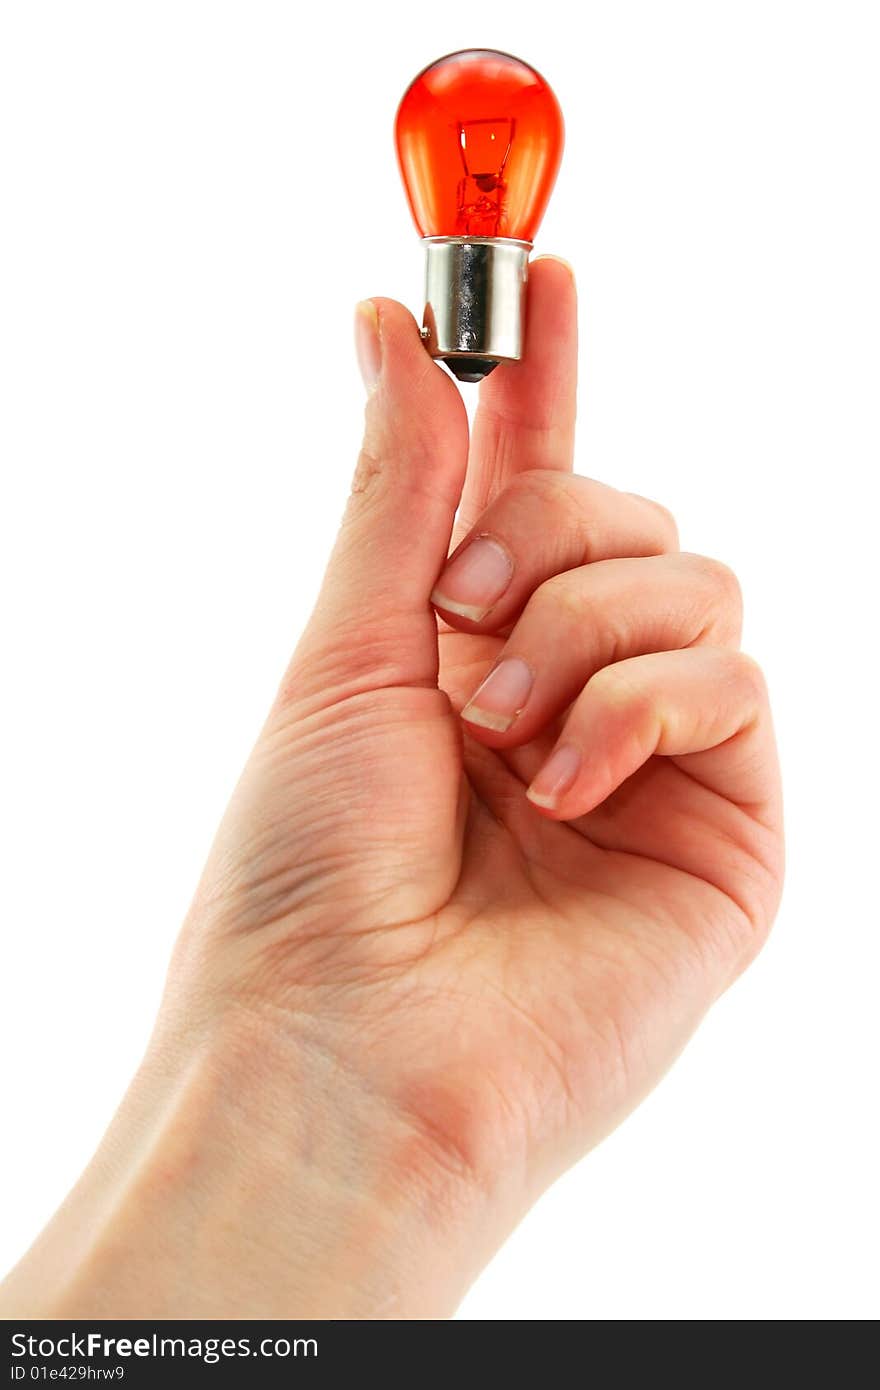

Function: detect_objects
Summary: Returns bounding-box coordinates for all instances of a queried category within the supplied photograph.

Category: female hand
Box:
[1,258,783,1319]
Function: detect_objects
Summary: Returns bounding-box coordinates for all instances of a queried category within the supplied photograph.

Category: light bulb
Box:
[395,49,564,381]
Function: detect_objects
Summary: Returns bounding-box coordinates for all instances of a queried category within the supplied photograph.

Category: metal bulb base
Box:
[420,236,530,379]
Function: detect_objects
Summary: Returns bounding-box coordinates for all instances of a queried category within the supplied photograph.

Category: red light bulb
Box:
[395,49,564,381]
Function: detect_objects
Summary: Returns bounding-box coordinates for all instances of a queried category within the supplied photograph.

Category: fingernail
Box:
[431,537,514,621]
[526,744,582,809]
[461,657,533,733]
[355,300,381,393]
[533,253,576,282]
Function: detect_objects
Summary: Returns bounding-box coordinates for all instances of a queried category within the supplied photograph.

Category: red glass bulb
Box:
[395,49,564,243]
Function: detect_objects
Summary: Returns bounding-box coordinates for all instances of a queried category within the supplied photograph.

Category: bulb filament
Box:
[455,117,516,237]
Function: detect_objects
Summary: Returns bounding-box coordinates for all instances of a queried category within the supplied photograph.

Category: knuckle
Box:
[628,493,680,549]
[529,569,585,624]
[349,444,386,499]
[505,467,574,510]
[681,553,743,609]
[346,432,448,524]
[506,469,609,520]
[647,498,680,548]
[532,474,615,560]
[587,661,650,715]
[730,858,783,969]
[730,650,769,702]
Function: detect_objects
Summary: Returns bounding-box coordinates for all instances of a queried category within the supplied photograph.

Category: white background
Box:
[1,1,878,1320]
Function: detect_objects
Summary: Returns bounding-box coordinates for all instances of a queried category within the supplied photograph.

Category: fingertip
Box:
[430,591,489,625]
[525,254,578,348]
[524,783,557,812]
[531,253,577,286]
[525,743,585,816]
[365,297,441,377]
[354,300,381,394]
[376,298,466,418]
[475,251,578,434]
[430,533,515,630]
[355,296,468,479]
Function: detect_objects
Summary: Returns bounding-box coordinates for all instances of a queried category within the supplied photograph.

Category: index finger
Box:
[454,255,578,542]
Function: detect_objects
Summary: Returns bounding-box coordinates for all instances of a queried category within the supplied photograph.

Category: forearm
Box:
[0,1002,488,1320]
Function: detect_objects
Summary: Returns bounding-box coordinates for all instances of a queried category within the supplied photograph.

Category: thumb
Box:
[288,298,469,708]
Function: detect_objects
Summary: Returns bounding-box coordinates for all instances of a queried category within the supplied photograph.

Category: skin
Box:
[0,258,783,1319]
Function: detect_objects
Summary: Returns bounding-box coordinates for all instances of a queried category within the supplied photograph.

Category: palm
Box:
[314,627,776,1179]
[216,616,776,1189]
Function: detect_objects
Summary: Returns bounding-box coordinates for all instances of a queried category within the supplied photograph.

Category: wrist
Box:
[1,999,490,1319]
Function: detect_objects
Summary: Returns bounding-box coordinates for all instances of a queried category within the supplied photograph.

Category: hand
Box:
[0,259,783,1320]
